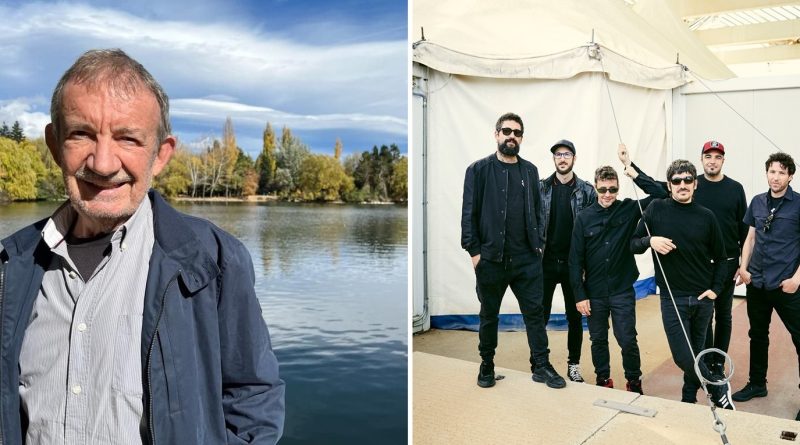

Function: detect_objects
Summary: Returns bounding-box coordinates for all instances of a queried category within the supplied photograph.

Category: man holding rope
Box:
[630,159,734,409]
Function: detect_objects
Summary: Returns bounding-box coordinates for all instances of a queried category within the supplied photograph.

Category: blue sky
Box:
[0,0,407,158]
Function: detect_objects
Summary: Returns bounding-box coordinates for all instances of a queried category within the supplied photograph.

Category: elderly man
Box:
[0,49,284,444]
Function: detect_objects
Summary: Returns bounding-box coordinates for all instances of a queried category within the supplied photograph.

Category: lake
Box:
[0,200,409,444]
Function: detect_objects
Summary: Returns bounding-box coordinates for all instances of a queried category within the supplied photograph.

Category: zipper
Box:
[146,271,180,445]
[0,260,6,445]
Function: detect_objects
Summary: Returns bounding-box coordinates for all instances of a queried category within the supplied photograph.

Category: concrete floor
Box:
[414,294,799,420]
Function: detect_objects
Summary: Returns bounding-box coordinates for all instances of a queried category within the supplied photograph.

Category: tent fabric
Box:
[413,0,734,82]
[421,69,669,326]
[414,42,689,90]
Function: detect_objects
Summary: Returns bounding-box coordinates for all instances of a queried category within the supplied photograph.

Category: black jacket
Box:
[538,172,596,245]
[461,152,544,261]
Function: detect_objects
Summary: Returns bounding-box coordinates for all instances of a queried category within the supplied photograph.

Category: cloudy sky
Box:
[0,0,407,157]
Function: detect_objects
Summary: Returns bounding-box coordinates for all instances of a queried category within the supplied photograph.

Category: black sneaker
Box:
[708,381,735,410]
[567,362,585,383]
[477,361,495,388]
[596,377,614,388]
[626,378,643,395]
[795,409,800,421]
[731,382,767,402]
[532,362,566,388]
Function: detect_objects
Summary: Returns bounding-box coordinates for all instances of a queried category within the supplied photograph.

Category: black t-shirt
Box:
[504,162,529,255]
[694,175,748,258]
[66,231,114,280]
[546,178,575,260]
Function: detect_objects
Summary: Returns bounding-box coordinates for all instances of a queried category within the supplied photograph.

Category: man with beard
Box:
[732,153,800,418]
[620,141,747,379]
[461,112,566,389]
[539,139,596,383]
[630,159,733,409]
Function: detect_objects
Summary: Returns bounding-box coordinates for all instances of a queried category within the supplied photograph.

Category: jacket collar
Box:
[148,190,219,293]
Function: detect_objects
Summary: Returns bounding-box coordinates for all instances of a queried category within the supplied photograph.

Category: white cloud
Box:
[171,98,406,135]
[0,2,407,120]
[0,99,50,139]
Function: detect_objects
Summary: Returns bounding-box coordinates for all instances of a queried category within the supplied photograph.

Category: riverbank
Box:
[169,195,403,204]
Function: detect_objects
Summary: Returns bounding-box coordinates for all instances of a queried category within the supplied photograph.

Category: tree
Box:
[153,145,192,197]
[256,122,277,194]
[297,154,354,201]
[0,138,45,200]
[274,126,310,196]
[333,138,343,160]
[10,121,24,142]
[389,156,408,201]
[0,122,9,139]
[221,117,239,197]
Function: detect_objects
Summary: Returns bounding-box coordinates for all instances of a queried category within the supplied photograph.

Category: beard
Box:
[556,162,573,174]
[498,139,519,157]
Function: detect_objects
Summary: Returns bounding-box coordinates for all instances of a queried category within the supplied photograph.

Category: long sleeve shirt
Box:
[569,176,668,302]
[630,197,727,297]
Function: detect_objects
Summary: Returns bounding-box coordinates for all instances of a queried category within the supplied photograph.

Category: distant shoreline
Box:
[169,195,401,205]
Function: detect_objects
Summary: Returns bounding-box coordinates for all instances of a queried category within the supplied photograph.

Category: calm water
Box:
[0,200,408,444]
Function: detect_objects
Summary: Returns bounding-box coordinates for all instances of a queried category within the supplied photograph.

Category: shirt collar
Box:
[41,198,152,250]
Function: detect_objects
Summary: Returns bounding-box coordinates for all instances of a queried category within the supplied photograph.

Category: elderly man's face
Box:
[46,81,174,236]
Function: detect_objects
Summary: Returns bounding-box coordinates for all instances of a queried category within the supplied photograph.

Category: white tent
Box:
[411,0,736,332]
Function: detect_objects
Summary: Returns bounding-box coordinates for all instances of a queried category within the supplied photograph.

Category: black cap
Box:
[550,139,575,154]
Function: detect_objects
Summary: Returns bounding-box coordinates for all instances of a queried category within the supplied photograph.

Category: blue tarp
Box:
[430,276,656,331]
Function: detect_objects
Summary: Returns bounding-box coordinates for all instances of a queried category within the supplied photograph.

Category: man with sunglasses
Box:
[568,161,667,393]
[630,160,732,409]
[732,153,800,418]
[539,139,596,383]
[620,141,747,380]
[461,112,566,390]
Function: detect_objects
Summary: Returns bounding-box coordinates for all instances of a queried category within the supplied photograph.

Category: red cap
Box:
[702,140,725,154]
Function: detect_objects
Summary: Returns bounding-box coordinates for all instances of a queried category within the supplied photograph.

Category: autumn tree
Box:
[256,122,277,194]
[274,126,310,196]
[0,138,46,200]
[389,156,408,201]
[333,138,343,160]
[297,154,354,201]
[153,145,192,197]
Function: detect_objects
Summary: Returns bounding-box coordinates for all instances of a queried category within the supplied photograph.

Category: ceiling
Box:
[633,1,800,77]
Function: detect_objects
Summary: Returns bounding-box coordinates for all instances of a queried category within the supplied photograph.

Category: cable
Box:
[591,43,733,445]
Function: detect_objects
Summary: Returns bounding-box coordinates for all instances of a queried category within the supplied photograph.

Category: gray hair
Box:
[50,48,171,144]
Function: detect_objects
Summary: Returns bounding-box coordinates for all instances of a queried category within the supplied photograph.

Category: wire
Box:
[592,43,732,445]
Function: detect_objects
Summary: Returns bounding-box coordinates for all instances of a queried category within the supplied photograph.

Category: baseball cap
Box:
[550,139,576,154]
[702,140,725,154]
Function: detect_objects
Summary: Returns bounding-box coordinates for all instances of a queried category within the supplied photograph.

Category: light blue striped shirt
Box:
[19,198,153,444]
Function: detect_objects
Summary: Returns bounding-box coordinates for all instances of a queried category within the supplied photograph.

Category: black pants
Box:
[587,289,641,381]
[660,295,714,402]
[542,257,582,364]
[704,259,739,365]
[475,253,550,370]
[745,285,800,385]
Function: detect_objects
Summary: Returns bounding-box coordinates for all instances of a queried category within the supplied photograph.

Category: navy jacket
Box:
[0,191,285,444]
[461,152,544,261]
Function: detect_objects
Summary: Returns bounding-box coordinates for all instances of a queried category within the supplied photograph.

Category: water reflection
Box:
[2,200,409,445]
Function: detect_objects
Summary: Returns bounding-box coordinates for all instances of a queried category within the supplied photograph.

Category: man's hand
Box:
[698,290,717,300]
[618,143,631,167]
[781,277,800,294]
[732,267,741,284]
[576,300,591,317]
[471,254,481,269]
[650,236,676,255]
[736,269,752,286]
[623,165,639,179]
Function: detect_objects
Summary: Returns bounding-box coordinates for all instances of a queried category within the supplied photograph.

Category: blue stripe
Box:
[430,277,657,331]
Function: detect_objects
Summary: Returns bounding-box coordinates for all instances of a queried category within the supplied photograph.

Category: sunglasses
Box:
[499,127,523,137]
[669,175,695,185]
[596,186,619,194]
[764,209,775,233]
